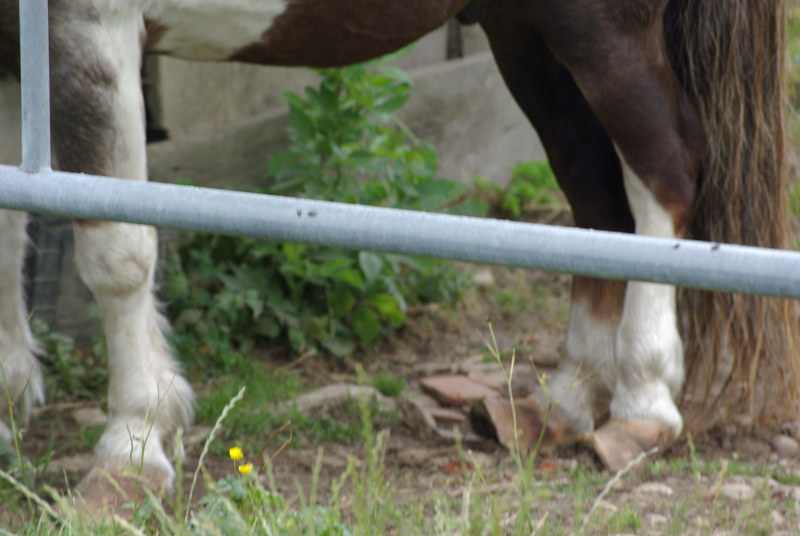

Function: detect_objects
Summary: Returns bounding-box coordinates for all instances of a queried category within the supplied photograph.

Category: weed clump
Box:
[166,55,480,372]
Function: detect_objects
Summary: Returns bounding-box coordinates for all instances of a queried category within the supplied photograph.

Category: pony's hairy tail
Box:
[665,0,800,430]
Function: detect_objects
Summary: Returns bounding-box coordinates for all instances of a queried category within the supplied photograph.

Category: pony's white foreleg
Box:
[578,156,686,471]
[73,222,193,493]
[610,159,684,437]
[48,8,193,504]
[0,79,43,442]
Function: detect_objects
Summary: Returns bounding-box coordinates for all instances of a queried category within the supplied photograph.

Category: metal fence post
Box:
[19,0,51,172]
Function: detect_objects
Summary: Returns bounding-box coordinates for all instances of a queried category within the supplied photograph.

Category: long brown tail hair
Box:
[665,0,800,430]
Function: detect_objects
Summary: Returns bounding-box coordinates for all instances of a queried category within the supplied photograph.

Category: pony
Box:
[0,0,796,512]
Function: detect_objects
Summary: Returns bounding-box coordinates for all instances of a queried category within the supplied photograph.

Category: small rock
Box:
[531,352,560,368]
[396,448,439,466]
[781,419,798,438]
[427,407,466,424]
[771,510,785,527]
[49,453,94,475]
[719,482,754,501]
[467,371,504,391]
[458,354,486,367]
[420,375,500,406]
[183,425,212,447]
[772,435,800,459]
[648,514,668,526]
[412,392,441,409]
[595,499,617,513]
[412,361,456,375]
[399,397,437,431]
[751,476,786,495]
[467,451,496,469]
[461,362,537,386]
[633,482,674,496]
[71,407,107,427]
[559,458,578,471]
[442,459,474,474]
[472,269,495,287]
[274,384,396,414]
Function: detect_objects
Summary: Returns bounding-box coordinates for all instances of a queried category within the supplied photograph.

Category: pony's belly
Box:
[144,0,288,60]
[145,0,466,66]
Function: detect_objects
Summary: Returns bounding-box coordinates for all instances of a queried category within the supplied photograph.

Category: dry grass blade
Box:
[253,420,292,473]
[579,446,659,534]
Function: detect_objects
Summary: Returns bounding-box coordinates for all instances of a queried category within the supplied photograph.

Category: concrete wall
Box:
[144,27,451,139]
[146,52,546,190]
[145,24,546,188]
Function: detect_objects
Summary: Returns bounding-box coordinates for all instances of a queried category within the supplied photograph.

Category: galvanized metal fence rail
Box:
[4,1,800,300]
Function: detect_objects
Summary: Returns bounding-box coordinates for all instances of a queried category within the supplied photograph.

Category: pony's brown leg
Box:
[477,3,634,442]
[527,0,704,468]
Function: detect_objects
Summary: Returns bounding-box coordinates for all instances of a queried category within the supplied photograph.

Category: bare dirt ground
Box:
[16,262,800,534]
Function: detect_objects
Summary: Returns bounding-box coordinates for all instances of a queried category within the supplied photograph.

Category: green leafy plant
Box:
[166,57,480,371]
[370,371,405,397]
[476,160,566,221]
[31,318,108,404]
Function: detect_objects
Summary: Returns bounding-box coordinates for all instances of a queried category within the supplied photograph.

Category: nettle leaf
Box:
[447,198,490,217]
[317,257,354,278]
[305,86,339,113]
[377,65,413,86]
[267,151,301,178]
[373,93,409,114]
[359,252,384,281]
[328,286,356,319]
[303,316,329,340]
[243,289,264,318]
[334,268,364,288]
[361,181,390,206]
[282,242,307,262]
[320,336,355,357]
[288,328,307,351]
[288,100,316,141]
[413,178,466,210]
[352,305,380,344]
[174,308,203,329]
[279,260,306,279]
[368,293,405,327]
[255,316,281,339]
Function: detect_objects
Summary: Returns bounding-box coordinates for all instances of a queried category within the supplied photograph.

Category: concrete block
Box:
[144,57,319,138]
[144,27,448,137]
[147,53,546,188]
[461,25,490,56]
[397,53,544,184]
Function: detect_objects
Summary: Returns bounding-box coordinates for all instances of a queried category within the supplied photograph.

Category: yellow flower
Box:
[238,463,253,475]
[229,447,244,461]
